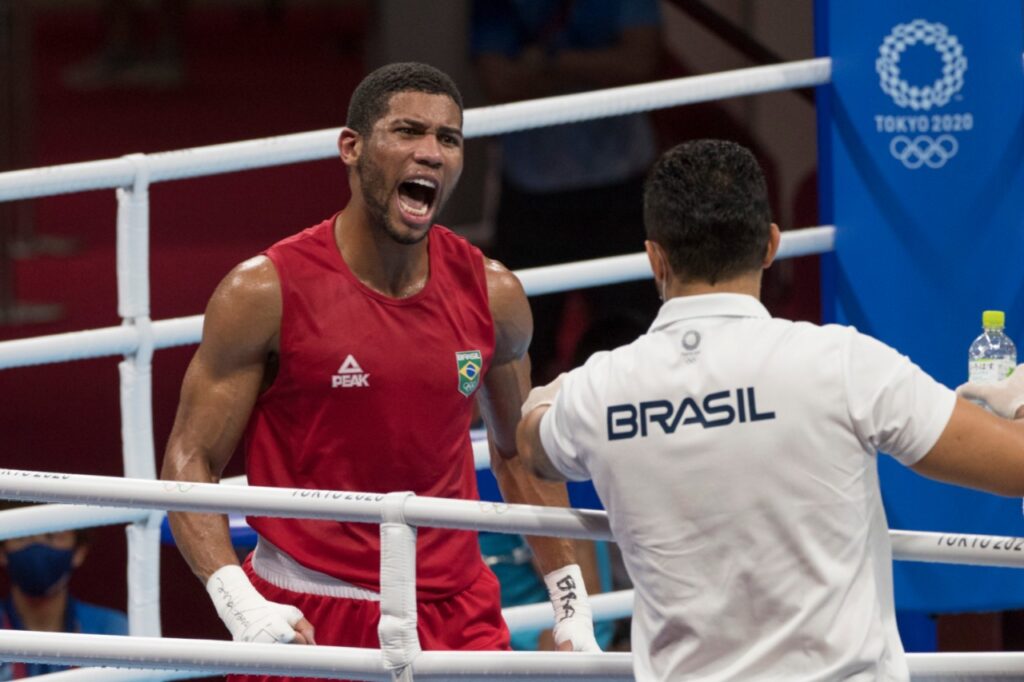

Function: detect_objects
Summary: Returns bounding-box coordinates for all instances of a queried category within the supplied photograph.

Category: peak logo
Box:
[607,387,775,440]
[332,355,370,388]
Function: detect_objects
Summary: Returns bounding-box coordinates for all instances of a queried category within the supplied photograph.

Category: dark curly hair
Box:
[644,139,772,284]
[346,62,463,135]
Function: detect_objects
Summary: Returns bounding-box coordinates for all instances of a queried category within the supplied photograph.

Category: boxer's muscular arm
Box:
[162,256,315,645]
[161,256,280,583]
[477,257,576,573]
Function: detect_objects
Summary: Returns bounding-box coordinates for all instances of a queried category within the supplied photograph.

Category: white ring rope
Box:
[2,469,1024,571]
[907,653,1024,678]
[0,58,829,203]
[516,224,834,297]
[888,529,1024,569]
[463,58,828,138]
[2,633,1024,682]
[31,670,198,682]
[0,489,635,625]
[0,225,835,371]
[0,503,150,539]
[0,469,613,541]
[3,630,1022,682]
[0,631,634,681]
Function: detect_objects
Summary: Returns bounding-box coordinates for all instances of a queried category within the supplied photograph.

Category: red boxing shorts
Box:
[228,554,511,682]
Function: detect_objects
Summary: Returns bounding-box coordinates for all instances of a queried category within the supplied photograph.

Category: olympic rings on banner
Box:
[889,134,959,169]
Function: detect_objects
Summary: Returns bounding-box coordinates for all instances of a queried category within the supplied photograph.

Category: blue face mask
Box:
[5,543,75,597]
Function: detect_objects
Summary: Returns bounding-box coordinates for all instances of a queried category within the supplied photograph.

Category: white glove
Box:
[522,373,567,418]
[956,364,1024,419]
[206,565,306,643]
[543,563,601,652]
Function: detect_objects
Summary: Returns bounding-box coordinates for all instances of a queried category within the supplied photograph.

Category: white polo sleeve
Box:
[538,369,592,482]
[844,329,957,466]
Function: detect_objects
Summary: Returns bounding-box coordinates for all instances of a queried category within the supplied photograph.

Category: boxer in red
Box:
[160,62,598,682]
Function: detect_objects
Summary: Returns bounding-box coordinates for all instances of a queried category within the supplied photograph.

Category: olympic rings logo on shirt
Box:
[889,134,958,169]
[876,19,967,111]
[478,501,510,515]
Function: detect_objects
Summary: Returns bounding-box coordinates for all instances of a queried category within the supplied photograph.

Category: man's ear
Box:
[645,240,668,282]
[338,127,361,168]
[763,223,782,269]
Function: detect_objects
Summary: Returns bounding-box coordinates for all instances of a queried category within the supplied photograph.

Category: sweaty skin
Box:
[478,257,576,580]
[161,90,575,647]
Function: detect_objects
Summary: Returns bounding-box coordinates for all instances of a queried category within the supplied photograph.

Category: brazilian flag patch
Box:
[456,350,483,397]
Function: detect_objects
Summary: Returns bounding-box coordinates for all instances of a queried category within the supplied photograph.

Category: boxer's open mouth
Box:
[398,177,438,220]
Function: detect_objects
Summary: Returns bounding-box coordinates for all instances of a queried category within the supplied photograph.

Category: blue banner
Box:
[816,0,1024,612]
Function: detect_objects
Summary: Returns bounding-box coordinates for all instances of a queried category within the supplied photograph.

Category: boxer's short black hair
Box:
[346,62,463,135]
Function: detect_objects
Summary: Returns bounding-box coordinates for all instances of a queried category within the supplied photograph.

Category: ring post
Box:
[116,153,161,636]
[816,0,1024,613]
[378,491,420,681]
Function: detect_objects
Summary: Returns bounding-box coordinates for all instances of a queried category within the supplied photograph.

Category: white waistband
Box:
[251,536,381,601]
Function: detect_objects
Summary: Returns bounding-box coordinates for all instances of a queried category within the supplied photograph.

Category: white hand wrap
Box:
[956,364,1024,418]
[521,373,567,417]
[543,563,601,652]
[206,565,305,643]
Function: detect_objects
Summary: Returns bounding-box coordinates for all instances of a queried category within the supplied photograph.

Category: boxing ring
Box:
[0,24,1022,680]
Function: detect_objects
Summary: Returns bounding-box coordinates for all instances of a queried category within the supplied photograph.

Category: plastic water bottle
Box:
[972,312,1024,518]
[967,309,1016,386]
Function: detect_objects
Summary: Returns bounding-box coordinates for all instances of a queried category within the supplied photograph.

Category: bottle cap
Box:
[983,310,1006,328]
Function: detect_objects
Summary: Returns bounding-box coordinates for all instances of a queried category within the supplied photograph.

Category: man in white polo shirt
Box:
[515,139,1024,681]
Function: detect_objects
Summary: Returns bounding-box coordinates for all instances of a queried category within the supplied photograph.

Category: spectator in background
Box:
[471,0,663,383]
[63,0,186,91]
[0,527,127,679]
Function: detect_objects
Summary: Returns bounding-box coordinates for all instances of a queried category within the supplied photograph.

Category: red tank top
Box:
[245,217,495,600]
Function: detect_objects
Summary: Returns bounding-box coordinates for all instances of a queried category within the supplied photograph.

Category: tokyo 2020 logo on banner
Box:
[873,19,971,169]
[877,20,966,110]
